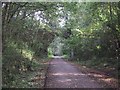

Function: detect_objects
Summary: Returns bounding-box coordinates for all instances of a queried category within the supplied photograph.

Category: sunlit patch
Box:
[58,79,72,83]
[87,73,103,78]
[51,73,86,76]
[83,66,86,68]
[101,78,112,82]
[87,73,92,76]
[93,74,103,78]
[22,49,33,60]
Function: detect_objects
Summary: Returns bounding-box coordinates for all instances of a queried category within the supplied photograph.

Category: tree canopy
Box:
[2,2,120,87]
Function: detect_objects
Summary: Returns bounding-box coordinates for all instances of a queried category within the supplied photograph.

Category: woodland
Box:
[2,2,120,87]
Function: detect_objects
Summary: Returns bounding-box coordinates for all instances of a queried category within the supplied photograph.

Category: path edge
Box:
[43,59,52,89]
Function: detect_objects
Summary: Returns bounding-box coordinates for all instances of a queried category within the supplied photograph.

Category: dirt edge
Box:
[66,60,119,89]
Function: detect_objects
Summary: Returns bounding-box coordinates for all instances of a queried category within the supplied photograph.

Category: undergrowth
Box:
[2,46,50,88]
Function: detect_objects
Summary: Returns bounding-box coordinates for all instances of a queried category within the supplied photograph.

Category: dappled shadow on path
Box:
[69,62,118,88]
[85,72,118,88]
[45,58,109,88]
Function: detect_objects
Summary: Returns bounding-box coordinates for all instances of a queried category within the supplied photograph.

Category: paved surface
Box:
[45,58,105,88]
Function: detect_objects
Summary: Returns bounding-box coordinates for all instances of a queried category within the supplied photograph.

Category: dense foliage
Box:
[61,2,120,77]
[2,2,119,87]
[2,2,57,87]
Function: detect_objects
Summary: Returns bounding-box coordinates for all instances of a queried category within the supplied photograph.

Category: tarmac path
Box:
[45,58,106,88]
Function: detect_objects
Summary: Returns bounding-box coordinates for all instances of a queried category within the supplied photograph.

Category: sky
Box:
[34,9,66,28]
